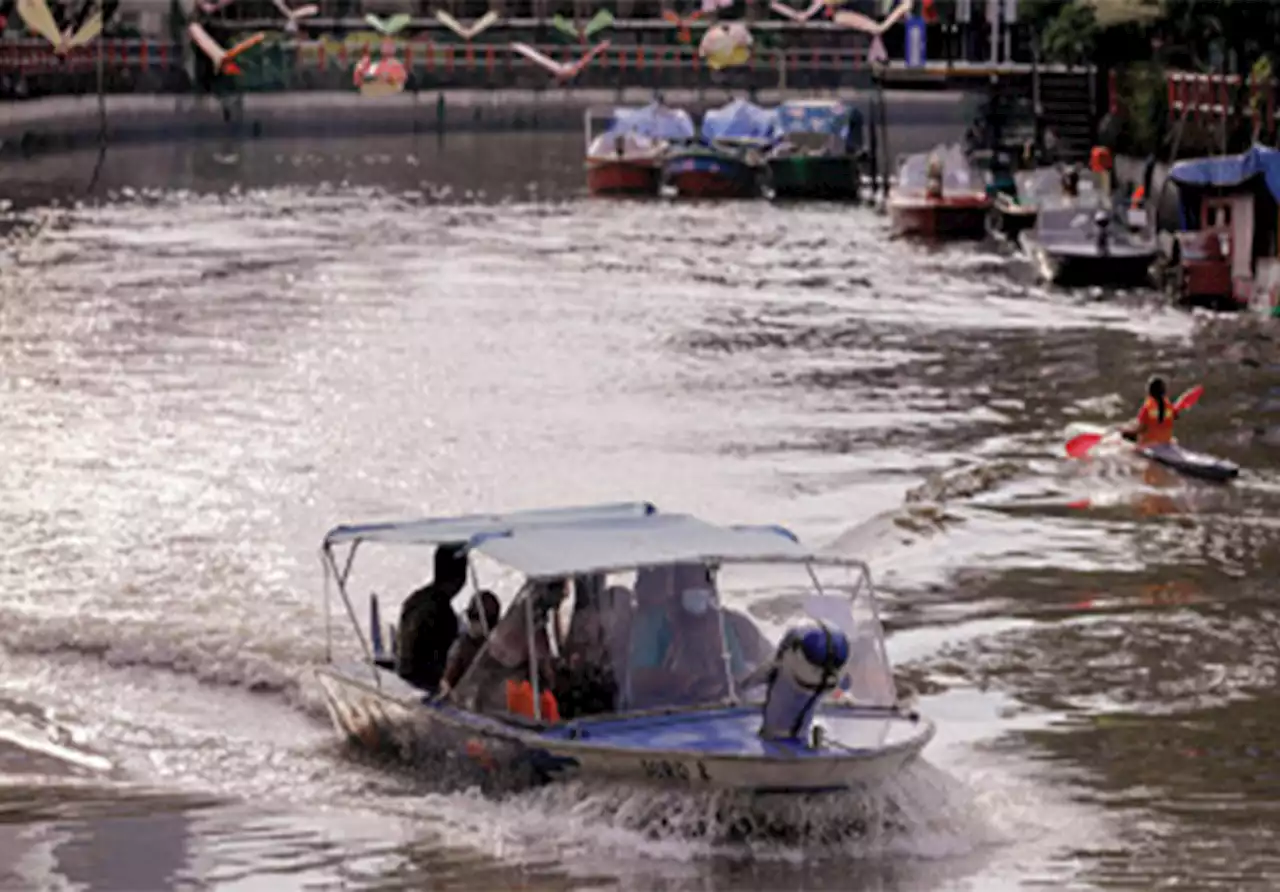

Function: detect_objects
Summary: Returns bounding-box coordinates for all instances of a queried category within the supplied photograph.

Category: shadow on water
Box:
[3,132,1280,889]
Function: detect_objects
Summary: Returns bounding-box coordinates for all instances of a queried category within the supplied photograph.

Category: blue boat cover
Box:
[771,99,852,142]
[1168,144,1280,201]
[700,98,777,143]
[606,102,696,142]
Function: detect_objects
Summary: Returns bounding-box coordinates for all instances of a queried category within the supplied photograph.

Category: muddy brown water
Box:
[2,129,1280,890]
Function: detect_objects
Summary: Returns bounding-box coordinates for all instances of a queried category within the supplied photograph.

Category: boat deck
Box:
[546,704,926,758]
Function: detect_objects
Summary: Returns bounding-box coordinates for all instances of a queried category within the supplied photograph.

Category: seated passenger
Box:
[438,590,501,696]
[554,578,624,718]
[455,580,564,716]
[397,544,468,692]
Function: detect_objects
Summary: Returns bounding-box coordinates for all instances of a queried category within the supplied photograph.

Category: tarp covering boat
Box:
[603,102,696,143]
[771,99,852,141]
[700,98,777,144]
[896,144,985,193]
[1168,144,1280,200]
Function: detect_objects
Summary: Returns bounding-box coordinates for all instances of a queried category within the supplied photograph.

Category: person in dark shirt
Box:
[396,544,468,692]
[439,589,501,696]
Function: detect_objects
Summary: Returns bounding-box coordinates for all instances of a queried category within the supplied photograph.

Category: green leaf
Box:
[551,14,578,39]
[385,13,410,35]
[584,9,614,37]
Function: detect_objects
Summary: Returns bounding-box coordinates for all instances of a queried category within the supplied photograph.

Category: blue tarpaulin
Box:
[700,98,777,143]
[770,99,852,142]
[1168,144,1280,202]
[606,103,696,142]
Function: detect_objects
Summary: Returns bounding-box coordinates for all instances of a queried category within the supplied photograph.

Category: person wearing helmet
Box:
[1121,376,1180,447]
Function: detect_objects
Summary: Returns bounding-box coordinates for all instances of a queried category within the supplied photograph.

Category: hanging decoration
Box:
[188,21,264,74]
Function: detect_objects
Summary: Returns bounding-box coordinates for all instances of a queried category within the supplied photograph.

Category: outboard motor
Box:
[759,623,850,743]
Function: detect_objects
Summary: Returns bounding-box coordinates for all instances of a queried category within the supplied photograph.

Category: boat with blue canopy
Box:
[765,99,865,201]
[584,102,697,197]
[663,98,776,199]
[314,501,934,794]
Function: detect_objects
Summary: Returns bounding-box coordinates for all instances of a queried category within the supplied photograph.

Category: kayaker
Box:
[1121,376,1179,446]
[397,544,469,692]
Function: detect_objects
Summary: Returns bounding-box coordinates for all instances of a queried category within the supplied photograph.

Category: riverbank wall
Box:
[0,87,978,157]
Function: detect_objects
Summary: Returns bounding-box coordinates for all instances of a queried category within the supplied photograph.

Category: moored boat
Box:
[1020,204,1157,287]
[314,501,934,795]
[989,165,1105,241]
[664,98,774,199]
[585,102,696,198]
[887,145,991,238]
[765,99,864,201]
[1157,144,1280,313]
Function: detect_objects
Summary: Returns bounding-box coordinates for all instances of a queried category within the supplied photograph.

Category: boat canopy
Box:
[468,512,850,580]
[1168,144,1280,200]
[323,501,657,548]
[701,98,777,144]
[605,102,696,142]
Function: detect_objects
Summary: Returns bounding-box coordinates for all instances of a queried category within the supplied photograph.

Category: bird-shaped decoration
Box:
[769,0,824,22]
[188,22,264,75]
[365,12,410,35]
[509,40,610,82]
[550,8,612,44]
[434,9,499,40]
[831,0,911,65]
[16,0,100,56]
[273,0,317,34]
[661,8,706,44]
[697,21,752,70]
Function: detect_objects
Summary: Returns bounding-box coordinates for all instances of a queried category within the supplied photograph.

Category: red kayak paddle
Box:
[1064,384,1204,459]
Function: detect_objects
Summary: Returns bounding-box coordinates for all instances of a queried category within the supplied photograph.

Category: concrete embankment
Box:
[0,87,979,157]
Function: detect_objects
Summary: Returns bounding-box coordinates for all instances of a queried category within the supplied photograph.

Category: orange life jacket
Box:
[1136,396,1176,445]
[505,679,560,721]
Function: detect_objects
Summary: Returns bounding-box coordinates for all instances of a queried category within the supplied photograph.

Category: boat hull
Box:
[1140,443,1240,482]
[315,663,934,795]
[768,156,859,201]
[586,158,663,197]
[1023,237,1157,287]
[888,194,991,239]
[663,150,760,199]
[989,197,1038,240]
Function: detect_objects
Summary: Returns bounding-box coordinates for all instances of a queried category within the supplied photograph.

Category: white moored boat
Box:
[313,502,934,794]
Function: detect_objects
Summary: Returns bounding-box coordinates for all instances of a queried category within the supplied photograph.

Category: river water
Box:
[2,129,1280,891]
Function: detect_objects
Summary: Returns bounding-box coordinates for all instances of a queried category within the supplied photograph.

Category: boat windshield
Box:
[1016,167,1104,208]
[447,558,895,720]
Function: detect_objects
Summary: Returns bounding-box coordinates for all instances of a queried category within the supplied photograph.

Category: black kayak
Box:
[1140,443,1240,482]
